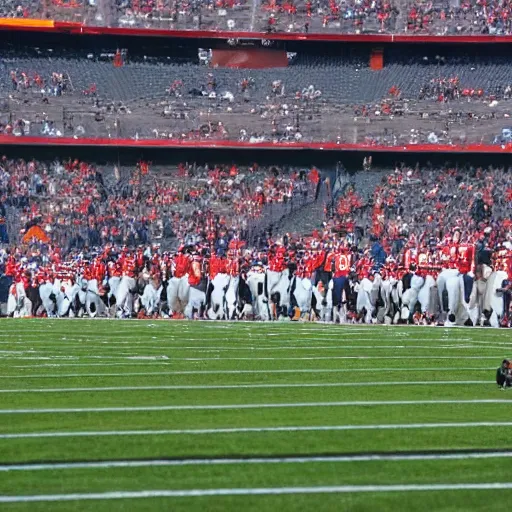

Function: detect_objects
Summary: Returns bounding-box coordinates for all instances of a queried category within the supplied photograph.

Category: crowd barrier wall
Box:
[1,136,512,154]
[3,20,512,43]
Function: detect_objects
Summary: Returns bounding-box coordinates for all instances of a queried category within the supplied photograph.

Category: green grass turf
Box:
[0,320,511,510]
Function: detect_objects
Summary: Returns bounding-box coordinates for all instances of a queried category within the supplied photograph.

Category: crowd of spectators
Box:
[3,43,512,146]
[325,163,512,257]
[9,155,507,263]
[1,156,512,304]
[1,157,511,296]
[0,156,318,253]
[6,0,512,35]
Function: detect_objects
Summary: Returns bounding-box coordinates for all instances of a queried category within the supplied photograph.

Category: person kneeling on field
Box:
[496,359,512,389]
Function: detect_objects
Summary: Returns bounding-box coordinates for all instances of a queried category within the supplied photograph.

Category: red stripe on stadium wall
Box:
[0,136,511,153]
[2,20,512,43]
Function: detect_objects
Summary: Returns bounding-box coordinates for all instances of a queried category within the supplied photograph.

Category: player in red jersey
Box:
[356,253,373,280]
[332,246,352,318]
[268,244,287,272]
[188,251,202,288]
[452,229,476,304]
[403,245,418,271]
[121,255,136,279]
[173,248,191,279]
[226,250,240,277]
[314,245,334,288]
[209,252,227,280]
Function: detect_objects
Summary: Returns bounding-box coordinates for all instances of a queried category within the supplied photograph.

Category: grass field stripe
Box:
[3,451,512,471]
[0,399,509,414]
[0,381,492,393]
[2,422,512,439]
[0,368,495,378]
[4,483,512,502]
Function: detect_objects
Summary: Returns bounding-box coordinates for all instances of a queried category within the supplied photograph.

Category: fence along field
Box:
[0,320,511,511]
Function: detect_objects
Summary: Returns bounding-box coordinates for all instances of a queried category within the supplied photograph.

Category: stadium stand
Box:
[2,40,512,145]
[1,154,511,325]
[5,0,512,35]
[0,156,319,249]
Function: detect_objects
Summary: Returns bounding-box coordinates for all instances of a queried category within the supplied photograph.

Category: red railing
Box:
[2,19,512,43]
[0,135,511,153]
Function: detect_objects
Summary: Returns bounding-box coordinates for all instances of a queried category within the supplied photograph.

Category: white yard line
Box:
[4,358,501,369]
[2,422,511,439]
[0,332,500,348]
[0,368,495,379]
[0,324,509,337]
[0,399,508,415]
[9,363,174,369]
[0,344,506,361]
[0,341,489,349]
[9,360,172,368]
[0,381,492,394]
[3,483,512,502]
[0,356,505,367]
[0,344,494,350]
[2,451,512,471]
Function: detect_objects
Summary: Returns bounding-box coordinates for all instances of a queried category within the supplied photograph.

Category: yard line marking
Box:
[0,368,495,379]
[3,451,512,471]
[6,357,504,368]
[0,344,494,350]
[1,346,502,355]
[13,351,493,368]
[0,399,509,415]
[0,323,507,334]
[9,363,174,369]
[0,356,506,368]
[2,422,512,439]
[3,483,512,502]
[0,338,497,346]
[0,381,492,394]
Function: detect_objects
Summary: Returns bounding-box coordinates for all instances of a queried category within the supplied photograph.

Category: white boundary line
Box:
[0,368,495,379]
[0,399,508,415]
[0,381,492,394]
[3,483,512,502]
[2,451,512,471]
[2,422,512,439]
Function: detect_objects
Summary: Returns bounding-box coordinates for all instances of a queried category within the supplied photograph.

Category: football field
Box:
[1,319,512,511]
